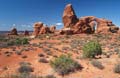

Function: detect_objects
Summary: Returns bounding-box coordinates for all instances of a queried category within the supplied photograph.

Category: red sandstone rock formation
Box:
[62,4,78,28]
[33,4,119,36]
[39,26,51,34]
[33,22,57,36]
[95,18,119,33]
[73,16,96,34]
[9,28,18,35]
[33,22,43,36]
[50,26,56,33]
[62,4,119,34]
[24,30,29,36]
[59,28,73,35]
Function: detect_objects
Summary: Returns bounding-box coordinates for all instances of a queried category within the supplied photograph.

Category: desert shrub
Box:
[45,75,56,78]
[50,55,81,75]
[91,60,104,69]
[38,58,49,63]
[16,38,29,45]
[15,51,22,55]
[15,38,22,45]
[113,63,120,74]
[4,51,13,57]
[11,73,30,78]
[82,41,102,58]
[19,62,31,66]
[38,53,45,57]
[7,40,15,46]
[0,35,8,42]
[7,38,29,46]
[22,55,28,59]
[9,73,42,78]
[22,38,29,44]
[18,62,33,74]
[118,52,120,58]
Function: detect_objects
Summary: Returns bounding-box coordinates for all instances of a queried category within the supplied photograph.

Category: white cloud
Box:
[21,24,32,28]
[12,24,16,27]
[56,23,63,26]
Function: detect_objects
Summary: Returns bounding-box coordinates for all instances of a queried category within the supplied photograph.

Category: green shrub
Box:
[15,38,22,45]
[113,63,120,74]
[7,38,29,46]
[22,38,29,44]
[50,55,81,75]
[82,41,102,58]
[91,60,104,69]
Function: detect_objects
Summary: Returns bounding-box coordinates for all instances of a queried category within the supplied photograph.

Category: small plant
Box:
[38,53,45,57]
[22,38,29,44]
[113,63,120,74]
[50,55,82,75]
[15,38,22,45]
[45,75,56,78]
[82,41,102,58]
[118,52,120,58]
[22,55,28,59]
[4,51,13,57]
[18,62,33,74]
[10,73,34,78]
[38,58,49,63]
[15,51,22,55]
[7,40,15,46]
[91,60,104,69]
[7,38,29,46]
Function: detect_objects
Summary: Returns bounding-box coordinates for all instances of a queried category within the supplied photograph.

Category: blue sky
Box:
[0,0,120,31]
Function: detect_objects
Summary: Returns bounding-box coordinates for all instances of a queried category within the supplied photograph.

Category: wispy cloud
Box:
[56,23,63,26]
[21,24,32,28]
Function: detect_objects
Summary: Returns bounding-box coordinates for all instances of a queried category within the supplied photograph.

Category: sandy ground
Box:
[0,34,120,78]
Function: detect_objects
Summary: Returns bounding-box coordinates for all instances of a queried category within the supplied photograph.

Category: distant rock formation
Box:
[62,4,119,34]
[33,22,56,36]
[8,27,18,35]
[33,4,119,36]
[33,22,43,36]
[50,26,56,33]
[39,26,51,34]
[24,30,29,36]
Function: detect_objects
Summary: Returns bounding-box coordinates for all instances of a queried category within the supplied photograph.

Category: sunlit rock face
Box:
[33,22,43,36]
[62,4,119,34]
[62,4,78,28]
[33,22,56,36]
